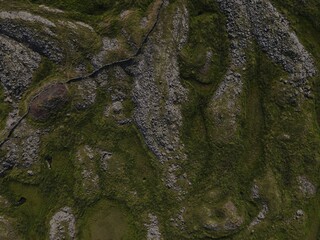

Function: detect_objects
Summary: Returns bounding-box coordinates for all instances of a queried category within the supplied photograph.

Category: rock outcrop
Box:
[29,83,69,121]
[130,3,189,192]
[0,34,41,100]
[0,0,319,239]
[49,207,76,240]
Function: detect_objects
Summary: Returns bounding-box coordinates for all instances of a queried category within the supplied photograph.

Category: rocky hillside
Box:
[0,0,320,239]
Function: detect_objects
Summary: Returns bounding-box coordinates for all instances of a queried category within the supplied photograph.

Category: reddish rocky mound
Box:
[29,83,69,121]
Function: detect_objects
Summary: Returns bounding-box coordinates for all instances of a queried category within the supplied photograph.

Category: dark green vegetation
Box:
[1,0,320,239]
[180,0,229,86]
[0,87,10,131]
[79,201,140,240]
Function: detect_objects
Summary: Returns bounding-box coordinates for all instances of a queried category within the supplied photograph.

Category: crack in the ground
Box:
[0,0,164,148]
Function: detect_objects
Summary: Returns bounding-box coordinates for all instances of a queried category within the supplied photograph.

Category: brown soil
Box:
[29,83,69,121]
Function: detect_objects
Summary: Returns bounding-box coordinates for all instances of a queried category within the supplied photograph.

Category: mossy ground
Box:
[0,86,10,133]
[1,0,320,239]
[267,2,320,238]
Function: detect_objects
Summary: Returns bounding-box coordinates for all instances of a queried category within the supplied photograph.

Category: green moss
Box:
[0,86,10,133]
[79,200,142,240]
[1,0,320,239]
[180,1,229,86]
[32,58,55,85]
[3,182,49,238]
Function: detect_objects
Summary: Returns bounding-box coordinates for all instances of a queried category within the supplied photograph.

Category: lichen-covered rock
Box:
[72,79,97,110]
[0,0,319,239]
[298,176,316,197]
[130,3,188,164]
[0,120,41,175]
[92,37,120,68]
[0,34,41,99]
[129,3,189,193]
[0,20,63,62]
[49,207,76,240]
[145,214,162,240]
[0,11,56,27]
[207,0,251,142]
[74,146,100,201]
[249,204,269,228]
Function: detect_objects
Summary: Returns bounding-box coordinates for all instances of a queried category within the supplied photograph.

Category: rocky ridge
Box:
[130,2,189,192]
[0,0,319,239]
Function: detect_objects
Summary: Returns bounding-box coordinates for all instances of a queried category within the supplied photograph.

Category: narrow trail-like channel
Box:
[0,0,164,148]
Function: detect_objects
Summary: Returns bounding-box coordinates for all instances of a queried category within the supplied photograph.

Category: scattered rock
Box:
[201,50,213,75]
[49,207,76,240]
[298,176,316,197]
[170,207,186,230]
[0,34,41,99]
[3,108,21,133]
[74,146,100,201]
[112,101,123,114]
[100,151,112,171]
[209,0,316,141]
[92,37,120,68]
[75,21,94,31]
[0,195,10,208]
[295,209,304,219]
[0,11,56,27]
[39,5,64,14]
[145,214,162,240]
[117,118,132,125]
[57,20,78,30]
[249,204,269,228]
[73,79,97,110]
[223,201,244,231]
[1,121,41,175]
[120,10,132,20]
[0,20,63,62]
[251,184,260,199]
[208,70,243,142]
[129,4,189,168]
[248,0,316,78]
[208,0,250,142]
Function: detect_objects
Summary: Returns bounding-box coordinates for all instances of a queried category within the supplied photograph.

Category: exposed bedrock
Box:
[129,3,189,192]
[49,207,76,240]
[208,0,316,143]
[0,1,318,239]
[208,0,251,143]
[0,34,41,100]
[0,20,63,62]
[0,120,41,176]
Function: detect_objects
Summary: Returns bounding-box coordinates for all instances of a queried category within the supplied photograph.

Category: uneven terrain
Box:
[1,0,320,239]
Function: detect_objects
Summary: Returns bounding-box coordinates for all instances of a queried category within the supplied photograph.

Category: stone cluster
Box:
[0,34,41,99]
[49,207,76,240]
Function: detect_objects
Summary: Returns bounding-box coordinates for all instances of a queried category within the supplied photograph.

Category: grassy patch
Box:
[180,0,229,86]
[79,200,142,240]
[0,86,10,132]
[2,182,48,238]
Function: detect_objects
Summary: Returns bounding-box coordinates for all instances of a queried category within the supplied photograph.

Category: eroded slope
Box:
[0,0,320,239]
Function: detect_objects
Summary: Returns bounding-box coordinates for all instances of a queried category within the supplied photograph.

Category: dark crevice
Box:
[0,0,165,149]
